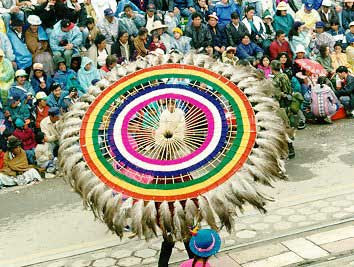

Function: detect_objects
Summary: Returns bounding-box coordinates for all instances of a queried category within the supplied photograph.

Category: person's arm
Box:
[236,44,250,60]
[40,119,58,142]
[70,27,83,48]
[225,25,235,47]
[269,42,278,60]
[49,30,63,52]
[203,26,212,47]
[1,33,15,62]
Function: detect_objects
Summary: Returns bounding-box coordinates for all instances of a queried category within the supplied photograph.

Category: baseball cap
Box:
[33,63,44,71]
[35,91,47,100]
[48,107,60,116]
[147,3,155,11]
[69,87,78,92]
[60,19,75,30]
[15,69,28,78]
[315,21,325,28]
[104,8,114,17]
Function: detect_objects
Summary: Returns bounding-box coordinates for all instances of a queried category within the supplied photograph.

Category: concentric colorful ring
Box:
[80,64,257,201]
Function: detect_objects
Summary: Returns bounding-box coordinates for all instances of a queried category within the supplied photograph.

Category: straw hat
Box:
[277,2,288,11]
[151,21,168,32]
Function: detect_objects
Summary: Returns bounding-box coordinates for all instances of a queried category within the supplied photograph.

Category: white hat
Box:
[208,12,219,20]
[295,45,306,54]
[27,15,42,26]
[350,21,354,27]
[33,63,43,71]
[277,2,288,11]
[151,21,168,32]
[15,69,28,77]
[35,91,47,100]
[322,0,332,6]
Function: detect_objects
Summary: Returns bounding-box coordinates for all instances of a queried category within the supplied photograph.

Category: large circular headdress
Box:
[59,54,288,240]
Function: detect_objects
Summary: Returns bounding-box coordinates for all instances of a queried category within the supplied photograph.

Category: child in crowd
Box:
[35,131,57,179]
[149,33,166,53]
[12,118,36,164]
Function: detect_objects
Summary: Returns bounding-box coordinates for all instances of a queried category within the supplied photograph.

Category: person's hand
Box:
[174,7,180,15]
[220,46,225,53]
[253,59,260,66]
[189,7,195,13]
[255,35,260,40]
[335,5,342,13]
[10,6,20,13]
[12,61,17,69]
[79,26,84,32]
[214,46,221,52]
[44,136,49,142]
[74,3,81,11]
[65,43,74,50]
[168,11,174,17]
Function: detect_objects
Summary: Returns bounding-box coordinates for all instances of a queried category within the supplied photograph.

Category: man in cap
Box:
[7,19,32,72]
[295,0,321,29]
[225,12,249,47]
[320,0,339,31]
[98,8,119,45]
[5,93,30,123]
[9,69,35,102]
[207,12,226,56]
[313,21,335,55]
[144,3,161,34]
[50,19,83,67]
[344,21,354,48]
[40,106,60,155]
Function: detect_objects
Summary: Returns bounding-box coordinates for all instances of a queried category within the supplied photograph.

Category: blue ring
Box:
[107,83,228,176]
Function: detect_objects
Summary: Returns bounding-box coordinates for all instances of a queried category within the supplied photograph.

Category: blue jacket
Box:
[214,1,240,29]
[208,24,227,48]
[77,57,100,92]
[0,32,15,62]
[9,81,35,102]
[30,74,53,94]
[7,29,32,69]
[173,0,194,10]
[273,14,294,36]
[342,8,354,30]
[237,42,263,60]
[53,68,82,92]
[47,91,68,110]
[49,20,83,53]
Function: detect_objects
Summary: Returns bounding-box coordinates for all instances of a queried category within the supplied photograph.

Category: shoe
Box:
[288,142,295,159]
[323,117,333,124]
[45,172,56,179]
[297,121,306,130]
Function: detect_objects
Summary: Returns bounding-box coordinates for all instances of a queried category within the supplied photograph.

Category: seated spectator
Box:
[111,31,136,63]
[331,43,352,73]
[40,106,60,157]
[150,21,172,51]
[115,0,142,15]
[328,19,345,45]
[173,0,195,18]
[269,30,293,61]
[342,0,354,31]
[0,136,41,187]
[151,0,173,13]
[221,46,238,66]
[7,19,32,73]
[88,34,111,68]
[97,8,119,45]
[236,33,263,66]
[273,2,294,36]
[46,82,68,111]
[91,0,116,22]
[30,63,53,95]
[63,86,79,109]
[0,49,15,105]
[225,12,248,47]
[194,0,211,24]
[53,57,84,93]
[100,55,118,74]
[25,15,55,76]
[313,21,335,55]
[119,4,145,37]
[70,55,82,73]
[262,10,276,51]
[5,94,30,125]
[292,44,308,75]
[65,0,88,29]
[170,27,191,54]
[149,33,166,53]
[335,66,354,117]
[277,52,294,80]
[294,1,321,30]
[288,21,312,56]
[241,6,266,47]
[13,118,36,164]
[35,131,57,178]
[77,56,101,91]
[319,0,338,31]
[84,17,100,50]
[207,12,226,56]
[214,0,240,29]
[185,12,212,50]
[346,35,354,68]
[134,27,149,57]
[257,55,271,79]
[345,22,354,49]
[144,3,161,34]
[34,91,49,129]
[9,69,35,102]
[50,19,83,67]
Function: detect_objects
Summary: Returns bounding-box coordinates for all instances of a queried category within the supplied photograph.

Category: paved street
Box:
[0,119,353,267]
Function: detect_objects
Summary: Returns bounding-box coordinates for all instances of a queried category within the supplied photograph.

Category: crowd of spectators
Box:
[0,0,353,188]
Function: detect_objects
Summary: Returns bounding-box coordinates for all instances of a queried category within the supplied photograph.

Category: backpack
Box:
[311,84,339,117]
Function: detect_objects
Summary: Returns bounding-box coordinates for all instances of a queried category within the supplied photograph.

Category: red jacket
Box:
[13,128,36,150]
[35,105,49,129]
[148,41,166,52]
[269,40,293,61]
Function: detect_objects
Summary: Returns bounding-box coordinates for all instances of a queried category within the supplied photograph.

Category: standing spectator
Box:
[173,0,195,18]
[97,8,119,45]
[77,56,101,91]
[214,0,240,29]
[25,15,54,76]
[335,66,354,116]
[342,0,354,30]
[273,2,294,36]
[236,33,263,66]
[7,19,32,73]
[207,12,226,56]
[225,12,249,47]
[169,27,191,53]
[269,30,293,60]
[119,4,146,37]
[133,27,149,57]
[241,5,266,47]
[35,131,57,179]
[91,0,116,22]
[40,106,60,156]
[313,21,336,55]
[111,31,136,63]
[185,12,212,50]
[319,0,339,31]
[50,19,83,67]
[295,1,321,29]
[88,34,111,68]
[46,82,68,111]
[0,49,14,104]
[34,91,49,129]
[30,63,53,95]
[13,118,36,164]
[9,69,35,101]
